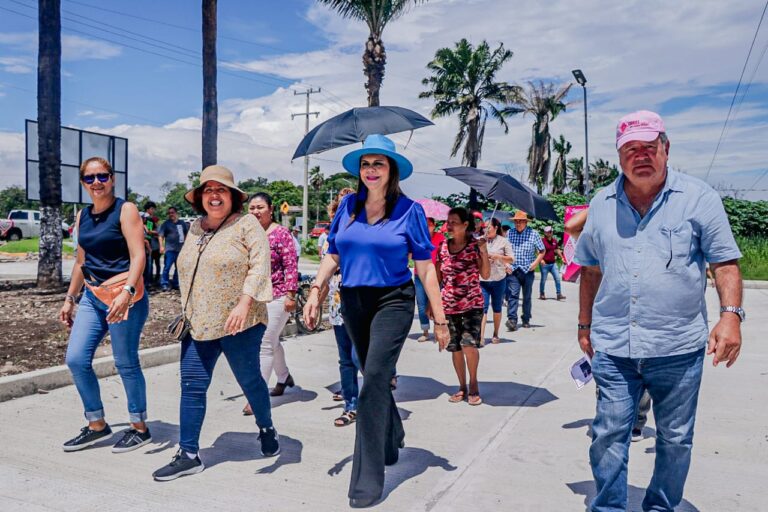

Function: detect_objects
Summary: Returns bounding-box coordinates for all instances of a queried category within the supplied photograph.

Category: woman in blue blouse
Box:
[304,134,449,508]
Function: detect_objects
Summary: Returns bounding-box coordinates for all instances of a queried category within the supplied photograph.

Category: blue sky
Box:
[1,0,767,201]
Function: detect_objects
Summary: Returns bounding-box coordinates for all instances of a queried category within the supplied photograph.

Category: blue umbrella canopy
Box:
[292,106,434,160]
[443,166,558,221]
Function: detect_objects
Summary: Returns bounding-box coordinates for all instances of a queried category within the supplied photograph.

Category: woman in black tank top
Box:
[58,157,153,454]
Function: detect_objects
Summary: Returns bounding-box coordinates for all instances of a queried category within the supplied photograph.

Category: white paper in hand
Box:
[570,356,593,389]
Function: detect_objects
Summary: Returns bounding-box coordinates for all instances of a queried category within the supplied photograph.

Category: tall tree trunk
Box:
[202,0,217,168]
[363,34,386,107]
[37,0,63,289]
[464,113,481,209]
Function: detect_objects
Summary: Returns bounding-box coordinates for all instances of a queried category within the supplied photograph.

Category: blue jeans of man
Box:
[161,250,180,289]
[65,289,150,423]
[539,262,562,296]
[179,324,272,453]
[506,268,535,324]
[334,325,361,413]
[413,275,430,331]
[589,348,705,512]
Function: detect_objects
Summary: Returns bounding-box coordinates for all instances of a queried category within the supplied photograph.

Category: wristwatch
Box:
[719,306,745,322]
[122,284,137,297]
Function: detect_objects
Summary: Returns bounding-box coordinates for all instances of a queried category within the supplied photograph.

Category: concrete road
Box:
[0,282,765,511]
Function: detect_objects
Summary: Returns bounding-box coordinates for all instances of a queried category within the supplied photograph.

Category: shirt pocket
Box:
[659,222,693,267]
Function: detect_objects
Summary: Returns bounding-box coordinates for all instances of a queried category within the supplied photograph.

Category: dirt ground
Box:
[0,281,183,377]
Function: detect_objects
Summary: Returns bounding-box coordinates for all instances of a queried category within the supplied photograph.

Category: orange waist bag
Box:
[84,272,144,320]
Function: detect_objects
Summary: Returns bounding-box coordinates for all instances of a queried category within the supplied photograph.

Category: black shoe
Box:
[506,319,517,331]
[112,427,152,453]
[153,449,204,481]
[631,428,643,442]
[349,496,381,508]
[270,374,295,397]
[62,424,112,452]
[522,322,531,328]
[258,426,280,457]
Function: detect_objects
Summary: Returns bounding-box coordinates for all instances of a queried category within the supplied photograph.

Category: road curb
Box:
[0,322,301,403]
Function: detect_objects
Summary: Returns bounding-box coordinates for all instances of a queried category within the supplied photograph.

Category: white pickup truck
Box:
[0,210,70,241]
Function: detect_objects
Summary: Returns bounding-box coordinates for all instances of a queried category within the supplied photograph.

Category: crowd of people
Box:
[56,110,744,511]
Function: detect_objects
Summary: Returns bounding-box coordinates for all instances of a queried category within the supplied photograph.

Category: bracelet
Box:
[578,323,591,330]
[65,294,76,304]
[434,321,448,326]
[309,283,322,293]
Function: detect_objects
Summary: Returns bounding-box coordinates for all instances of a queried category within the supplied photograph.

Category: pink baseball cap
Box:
[615,110,666,150]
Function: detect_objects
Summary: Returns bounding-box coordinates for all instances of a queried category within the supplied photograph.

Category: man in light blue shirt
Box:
[575,110,744,512]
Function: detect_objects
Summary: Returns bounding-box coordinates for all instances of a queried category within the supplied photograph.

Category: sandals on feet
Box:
[448,390,467,403]
[491,336,501,344]
[334,411,357,427]
[468,393,483,406]
[242,403,253,416]
[332,391,344,402]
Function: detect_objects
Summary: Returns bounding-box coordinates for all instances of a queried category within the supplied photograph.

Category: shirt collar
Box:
[607,168,682,202]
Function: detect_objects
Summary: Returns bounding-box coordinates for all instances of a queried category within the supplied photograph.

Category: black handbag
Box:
[167,214,231,341]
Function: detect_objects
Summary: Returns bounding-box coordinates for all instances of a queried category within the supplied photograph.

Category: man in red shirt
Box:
[539,226,565,300]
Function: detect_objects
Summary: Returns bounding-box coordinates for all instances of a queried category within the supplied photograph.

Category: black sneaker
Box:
[153,449,204,481]
[258,426,280,457]
[631,428,643,442]
[506,319,517,331]
[112,428,152,453]
[62,425,113,452]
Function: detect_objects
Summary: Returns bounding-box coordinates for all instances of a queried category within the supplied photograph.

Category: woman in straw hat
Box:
[303,134,449,508]
[152,165,279,481]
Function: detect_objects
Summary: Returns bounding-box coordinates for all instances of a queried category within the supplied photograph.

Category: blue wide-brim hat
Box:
[341,134,414,180]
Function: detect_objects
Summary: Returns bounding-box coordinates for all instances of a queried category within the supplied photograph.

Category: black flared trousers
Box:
[340,281,415,500]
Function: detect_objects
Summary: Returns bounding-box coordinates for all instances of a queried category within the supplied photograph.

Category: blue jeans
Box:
[413,275,430,331]
[179,324,272,453]
[65,289,150,423]
[506,268,535,324]
[161,250,180,288]
[589,349,705,512]
[480,278,506,314]
[334,325,361,413]
[539,262,562,295]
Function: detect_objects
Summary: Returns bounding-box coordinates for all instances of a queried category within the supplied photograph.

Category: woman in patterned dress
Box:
[244,192,299,407]
[436,207,490,406]
[152,165,278,481]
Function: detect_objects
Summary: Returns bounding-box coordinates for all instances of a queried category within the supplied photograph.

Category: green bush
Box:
[736,236,768,281]
[302,237,318,256]
[722,198,768,238]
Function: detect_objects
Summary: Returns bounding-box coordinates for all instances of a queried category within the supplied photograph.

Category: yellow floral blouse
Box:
[177,214,273,341]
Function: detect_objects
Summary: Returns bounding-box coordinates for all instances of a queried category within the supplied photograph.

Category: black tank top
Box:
[79,197,130,283]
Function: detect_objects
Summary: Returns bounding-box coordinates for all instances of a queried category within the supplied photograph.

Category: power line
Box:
[704,0,768,181]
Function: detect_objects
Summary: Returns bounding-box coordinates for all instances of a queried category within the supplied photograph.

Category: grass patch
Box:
[1,237,74,255]
[737,236,768,281]
[301,253,321,263]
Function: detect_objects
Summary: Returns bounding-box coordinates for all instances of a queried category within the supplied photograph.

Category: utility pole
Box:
[292,88,320,240]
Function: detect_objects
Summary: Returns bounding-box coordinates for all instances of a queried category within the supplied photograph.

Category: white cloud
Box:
[1,1,767,201]
[0,32,121,74]
[61,35,121,61]
[77,110,118,121]
[0,56,33,74]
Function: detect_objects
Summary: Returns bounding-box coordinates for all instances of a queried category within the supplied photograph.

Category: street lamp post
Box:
[572,69,590,198]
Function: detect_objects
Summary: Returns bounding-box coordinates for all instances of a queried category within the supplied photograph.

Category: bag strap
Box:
[181,213,233,317]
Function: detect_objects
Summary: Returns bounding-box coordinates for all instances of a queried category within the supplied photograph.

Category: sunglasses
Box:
[82,173,112,185]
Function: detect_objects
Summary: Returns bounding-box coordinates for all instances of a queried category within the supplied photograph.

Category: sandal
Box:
[242,403,253,416]
[491,336,501,344]
[468,393,483,406]
[334,411,357,427]
[390,376,398,390]
[332,391,344,402]
[448,389,467,403]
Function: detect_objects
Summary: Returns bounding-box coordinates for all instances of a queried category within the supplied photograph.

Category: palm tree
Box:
[509,81,571,194]
[202,0,217,167]
[420,39,521,208]
[317,0,427,106]
[590,158,620,190]
[567,157,585,195]
[37,0,63,288]
[309,165,324,222]
[551,135,571,195]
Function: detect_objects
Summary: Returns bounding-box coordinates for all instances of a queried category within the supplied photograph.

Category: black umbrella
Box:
[292,106,434,160]
[443,166,558,221]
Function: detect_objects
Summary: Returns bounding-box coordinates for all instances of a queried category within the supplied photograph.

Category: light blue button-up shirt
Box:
[574,170,741,358]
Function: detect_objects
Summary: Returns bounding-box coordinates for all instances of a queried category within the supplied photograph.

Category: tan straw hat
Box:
[511,210,529,221]
[184,165,248,204]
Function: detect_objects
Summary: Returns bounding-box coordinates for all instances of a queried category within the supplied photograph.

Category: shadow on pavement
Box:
[269,388,319,408]
[199,431,302,472]
[562,418,593,438]
[566,481,700,511]
[326,447,456,502]
[394,375,558,408]
[142,420,180,455]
